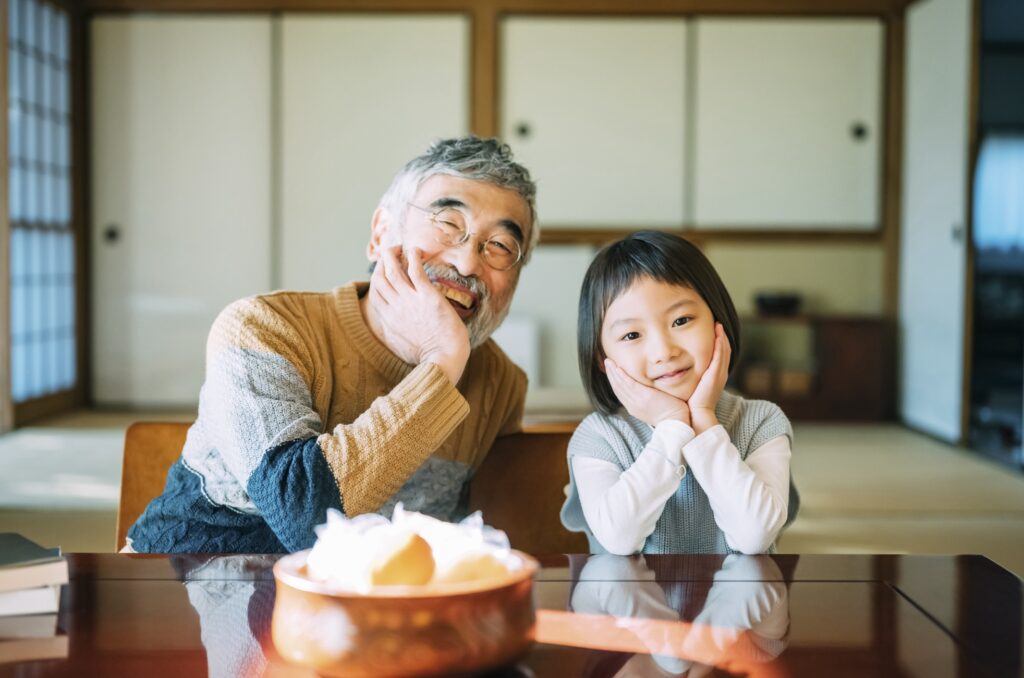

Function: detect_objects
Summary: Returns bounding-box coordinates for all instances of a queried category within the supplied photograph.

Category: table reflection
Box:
[543,554,791,676]
[170,555,277,678]
[175,554,790,677]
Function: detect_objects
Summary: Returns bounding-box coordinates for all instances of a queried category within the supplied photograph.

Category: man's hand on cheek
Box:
[605,359,690,428]
[371,245,471,386]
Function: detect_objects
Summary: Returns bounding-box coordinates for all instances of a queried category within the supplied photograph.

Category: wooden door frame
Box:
[958,0,980,446]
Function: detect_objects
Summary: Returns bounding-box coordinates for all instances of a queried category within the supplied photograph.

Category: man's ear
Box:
[366,207,393,263]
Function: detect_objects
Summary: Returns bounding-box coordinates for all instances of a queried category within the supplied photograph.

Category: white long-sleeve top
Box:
[572,420,791,556]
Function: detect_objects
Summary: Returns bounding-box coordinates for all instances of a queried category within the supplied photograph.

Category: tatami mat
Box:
[779,423,1024,576]
[791,424,1024,514]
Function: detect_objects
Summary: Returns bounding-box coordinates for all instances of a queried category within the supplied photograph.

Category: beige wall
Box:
[705,242,886,316]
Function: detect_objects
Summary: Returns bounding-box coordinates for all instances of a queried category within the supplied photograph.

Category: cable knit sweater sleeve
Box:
[200,296,469,551]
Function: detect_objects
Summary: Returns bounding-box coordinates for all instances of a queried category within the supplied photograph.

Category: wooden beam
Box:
[81,0,904,15]
[85,0,472,12]
[470,2,497,137]
[477,0,899,15]
[13,390,84,427]
[959,0,980,447]
[881,11,904,320]
[73,0,91,411]
[540,227,887,247]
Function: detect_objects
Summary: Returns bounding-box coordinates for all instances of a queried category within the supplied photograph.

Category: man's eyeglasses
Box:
[407,203,523,272]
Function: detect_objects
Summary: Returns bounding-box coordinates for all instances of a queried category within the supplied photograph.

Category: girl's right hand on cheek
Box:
[605,359,690,428]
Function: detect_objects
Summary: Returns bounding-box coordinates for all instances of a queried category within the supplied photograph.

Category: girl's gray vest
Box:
[560,390,799,554]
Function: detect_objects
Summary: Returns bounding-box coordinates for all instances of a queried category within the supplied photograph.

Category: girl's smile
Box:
[652,366,691,384]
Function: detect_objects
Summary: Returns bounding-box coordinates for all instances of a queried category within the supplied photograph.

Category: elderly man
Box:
[127,137,538,553]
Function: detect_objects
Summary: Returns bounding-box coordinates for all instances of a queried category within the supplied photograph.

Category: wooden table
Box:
[1,553,1020,677]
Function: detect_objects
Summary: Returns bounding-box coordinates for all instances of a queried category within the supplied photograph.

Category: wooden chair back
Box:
[468,430,587,554]
[117,423,586,554]
[116,421,190,551]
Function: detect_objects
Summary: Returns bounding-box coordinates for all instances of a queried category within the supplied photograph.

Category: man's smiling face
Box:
[371,174,533,347]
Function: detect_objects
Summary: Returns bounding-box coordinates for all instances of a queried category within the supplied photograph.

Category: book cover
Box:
[0,534,61,569]
[0,534,68,595]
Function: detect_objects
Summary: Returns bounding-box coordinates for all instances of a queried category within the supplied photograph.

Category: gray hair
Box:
[378,136,540,263]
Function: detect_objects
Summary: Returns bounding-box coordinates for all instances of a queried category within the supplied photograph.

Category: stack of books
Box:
[0,533,69,663]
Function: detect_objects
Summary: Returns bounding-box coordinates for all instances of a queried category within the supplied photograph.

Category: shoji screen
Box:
[7,0,75,404]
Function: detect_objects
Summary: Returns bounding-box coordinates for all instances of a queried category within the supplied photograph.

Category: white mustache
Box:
[422,263,489,302]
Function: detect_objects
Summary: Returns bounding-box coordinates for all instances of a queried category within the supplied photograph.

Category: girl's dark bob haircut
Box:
[578,230,741,416]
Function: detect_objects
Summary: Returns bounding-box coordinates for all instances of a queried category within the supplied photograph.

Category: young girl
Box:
[561,231,799,555]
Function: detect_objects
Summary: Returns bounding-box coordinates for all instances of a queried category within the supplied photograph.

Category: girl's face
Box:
[600,277,718,402]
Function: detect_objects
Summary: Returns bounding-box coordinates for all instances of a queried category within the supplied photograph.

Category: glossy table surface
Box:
[0,553,1020,677]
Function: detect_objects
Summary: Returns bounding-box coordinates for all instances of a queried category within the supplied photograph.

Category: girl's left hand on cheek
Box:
[687,322,731,432]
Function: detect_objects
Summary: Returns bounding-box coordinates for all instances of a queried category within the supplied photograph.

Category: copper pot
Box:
[271,550,538,677]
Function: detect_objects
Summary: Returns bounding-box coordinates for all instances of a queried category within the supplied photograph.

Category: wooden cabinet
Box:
[692,18,883,229]
[736,316,895,421]
[500,17,688,227]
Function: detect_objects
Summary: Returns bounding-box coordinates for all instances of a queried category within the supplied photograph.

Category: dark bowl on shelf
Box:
[754,292,802,317]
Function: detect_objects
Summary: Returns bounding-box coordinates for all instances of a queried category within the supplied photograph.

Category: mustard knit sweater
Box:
[128,282,527,553]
